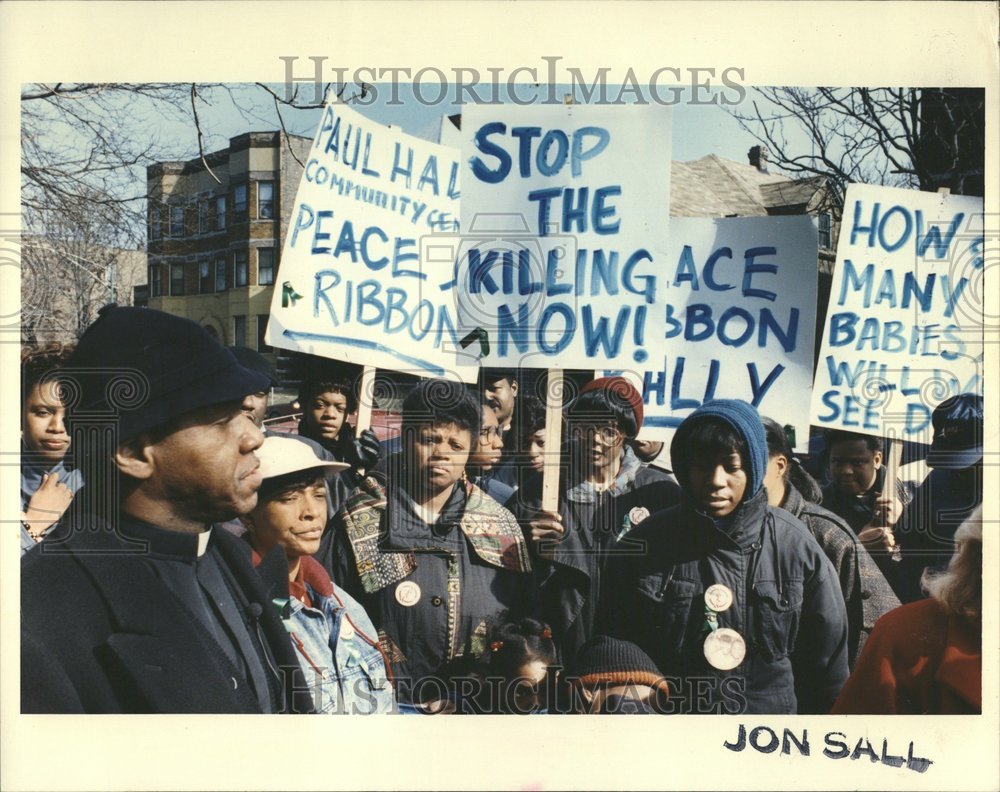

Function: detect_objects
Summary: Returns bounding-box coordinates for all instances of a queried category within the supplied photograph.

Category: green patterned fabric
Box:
[460,482,532,574]
[340,476,416,594]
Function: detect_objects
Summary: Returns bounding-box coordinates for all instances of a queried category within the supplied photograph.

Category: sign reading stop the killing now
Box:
[456,103,672,371]
[810,184,984,441]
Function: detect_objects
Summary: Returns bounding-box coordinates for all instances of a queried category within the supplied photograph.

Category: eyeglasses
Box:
[480,426,501,442]
[570,423,624,445]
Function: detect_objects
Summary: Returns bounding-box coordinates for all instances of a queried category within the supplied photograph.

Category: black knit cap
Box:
[569,636,670,698]
[229,345,279,387]
[62,304,270,442]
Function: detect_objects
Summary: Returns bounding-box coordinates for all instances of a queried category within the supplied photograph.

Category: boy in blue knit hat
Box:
[599,399,849,714]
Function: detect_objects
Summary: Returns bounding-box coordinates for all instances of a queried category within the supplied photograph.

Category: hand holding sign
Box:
[528,509,565,560]
[857,525,897,554]
[868,491,904,529]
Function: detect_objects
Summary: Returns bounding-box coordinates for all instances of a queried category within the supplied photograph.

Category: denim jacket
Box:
[273,556,394,714]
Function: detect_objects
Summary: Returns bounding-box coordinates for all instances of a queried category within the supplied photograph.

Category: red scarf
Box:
[248,541,334,610]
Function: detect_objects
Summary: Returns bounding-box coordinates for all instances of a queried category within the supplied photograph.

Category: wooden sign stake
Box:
[541,368,564,512]
[356,365,376,433]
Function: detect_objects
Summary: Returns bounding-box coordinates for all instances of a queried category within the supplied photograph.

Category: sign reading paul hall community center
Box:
[810,184,984,441]
[266,101,478,381]
[456,103,672,370]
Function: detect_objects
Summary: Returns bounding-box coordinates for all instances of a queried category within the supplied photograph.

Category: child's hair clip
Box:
[541,627,552,639]
[491,640,504,652]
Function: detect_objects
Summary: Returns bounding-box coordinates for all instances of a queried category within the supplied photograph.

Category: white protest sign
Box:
[604,215,818,449]
[439,114,463,148]
[456,103,671,370]
[810,184,984,441]
[266,101,478,382]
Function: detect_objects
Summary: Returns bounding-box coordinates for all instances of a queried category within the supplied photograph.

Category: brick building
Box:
[146,131,310,370]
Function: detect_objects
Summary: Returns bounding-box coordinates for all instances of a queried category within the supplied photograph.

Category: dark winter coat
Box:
[508,445,681,666]
[21,513,312,714]
[898,465,982,601]
[780,483,900,668]
[331,474,536,705]
[600,400,849,715]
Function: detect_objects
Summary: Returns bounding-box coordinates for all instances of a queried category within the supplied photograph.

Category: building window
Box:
[257,248,275,285]
[149,212,161,240]
[199,260,212,294]
[233,184,248,217]
[233,315,247,347]
[818,212,832,249]
[258,181,275,220]
[257,315,271,352]
[215,195,227,230]
[169,263,185,296]
[149,263,161,297]
[234,250,248,287]
[198,199,209,234]
[169,205,185,237]
[215,256,227,292]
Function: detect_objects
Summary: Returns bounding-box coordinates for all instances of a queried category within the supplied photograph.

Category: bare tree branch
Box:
[727,87,984,196]
[190,84,222,184]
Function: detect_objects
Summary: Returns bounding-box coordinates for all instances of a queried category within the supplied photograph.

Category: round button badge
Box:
[395,580,422,607]
[704,584,734,613]
[703,627,747,671]
[339,618,355,641]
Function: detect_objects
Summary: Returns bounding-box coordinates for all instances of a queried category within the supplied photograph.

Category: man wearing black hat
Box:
[899,393,984,601]
[21,306,311,714]
[228,344,279,430]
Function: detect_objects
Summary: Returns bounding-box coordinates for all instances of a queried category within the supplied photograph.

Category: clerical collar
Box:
[119,513,213,560]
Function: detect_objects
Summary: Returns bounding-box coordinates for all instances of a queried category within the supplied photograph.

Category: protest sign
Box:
[265,101,478,382]
[604,215,819,449]
[810,184,984,442]
[456,103,672,370]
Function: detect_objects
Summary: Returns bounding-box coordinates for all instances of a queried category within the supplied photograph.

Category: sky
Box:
[147,81,764,170]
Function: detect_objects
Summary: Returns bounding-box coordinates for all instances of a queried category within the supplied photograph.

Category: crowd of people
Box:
[20,306,984,715]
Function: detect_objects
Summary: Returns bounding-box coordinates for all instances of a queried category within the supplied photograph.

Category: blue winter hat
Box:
[670,399,769,498]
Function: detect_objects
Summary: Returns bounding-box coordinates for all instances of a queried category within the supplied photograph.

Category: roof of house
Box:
[670,154,832,217]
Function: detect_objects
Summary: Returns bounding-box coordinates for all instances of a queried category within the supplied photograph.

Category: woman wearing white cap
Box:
[241,436,395,714]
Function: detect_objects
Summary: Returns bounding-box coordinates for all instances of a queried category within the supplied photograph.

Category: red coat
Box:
[831,597,981,714]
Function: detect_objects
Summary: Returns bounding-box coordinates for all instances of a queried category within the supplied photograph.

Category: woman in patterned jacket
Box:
[330,379,537,713]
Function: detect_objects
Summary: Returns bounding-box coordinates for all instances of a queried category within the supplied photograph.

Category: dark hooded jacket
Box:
[599,400,849,714]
